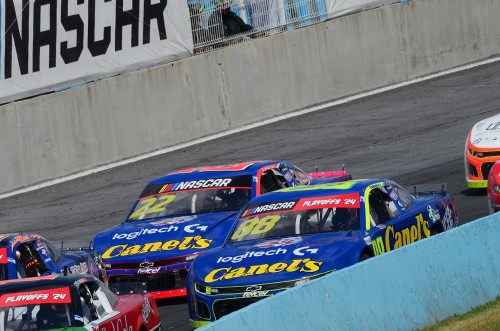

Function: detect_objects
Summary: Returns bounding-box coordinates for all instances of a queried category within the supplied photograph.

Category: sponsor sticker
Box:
[217,248,287,264]
[171,178,233,191]
[242,194,360,217]
[254,237,302,248]
[142,297,152,323]
[427,205,441,223]
[298,193,359,209]
[242,201,298,216]
[150,216,196,226]
[112,224,207,241]
[101,236,212,259]
[0,288,72,306]
[204,258,323,283]
[140,176,252,197]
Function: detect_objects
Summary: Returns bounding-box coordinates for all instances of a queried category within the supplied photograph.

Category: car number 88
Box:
[231,215,281,240]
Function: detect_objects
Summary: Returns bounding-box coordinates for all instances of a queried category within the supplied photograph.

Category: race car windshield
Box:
[127,188,251,221]
[228,207,360,243]
[0,287,74,331]
[0,302,73,331]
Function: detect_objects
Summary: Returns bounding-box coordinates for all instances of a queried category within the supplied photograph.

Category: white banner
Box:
[0,0,193,104]
[326,0,400,19]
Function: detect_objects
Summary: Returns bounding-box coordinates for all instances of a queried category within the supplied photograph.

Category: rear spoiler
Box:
[61,241,93,252]
[410,183,447,196]
[308,164,350,180]
[60,241,107,281]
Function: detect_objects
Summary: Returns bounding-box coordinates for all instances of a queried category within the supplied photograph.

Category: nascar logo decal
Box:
[166,178,232,191]
[0,248,6,264]
[139,176,252,198]
[242,201,297,216]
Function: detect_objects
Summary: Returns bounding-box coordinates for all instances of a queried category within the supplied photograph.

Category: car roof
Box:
[0,274,95,292]
[0,233,42,248]
[245,179,390,205]
[147,160,289,185]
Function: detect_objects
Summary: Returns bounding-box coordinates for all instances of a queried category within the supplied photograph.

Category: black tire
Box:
[359,253,371,262]
[431,224,443,236]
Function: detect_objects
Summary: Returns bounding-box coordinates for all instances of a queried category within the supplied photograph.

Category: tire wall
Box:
[198,214,500,331]
[1,0,499,195]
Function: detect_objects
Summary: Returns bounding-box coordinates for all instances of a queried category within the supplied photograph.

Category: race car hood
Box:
[192,232,363,287]
[93,212,238,262]
[469,113,500,149]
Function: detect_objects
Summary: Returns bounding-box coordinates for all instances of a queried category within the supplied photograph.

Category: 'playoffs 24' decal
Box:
[0,287,72,306]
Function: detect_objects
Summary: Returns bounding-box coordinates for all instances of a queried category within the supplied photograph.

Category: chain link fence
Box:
[189,0,328,54]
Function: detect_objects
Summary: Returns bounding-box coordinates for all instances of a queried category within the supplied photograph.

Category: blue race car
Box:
[186,179,460,327]
[92,161,352,299]
[0,233,106,281]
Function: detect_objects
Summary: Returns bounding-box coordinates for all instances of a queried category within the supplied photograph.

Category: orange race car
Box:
[464,113,500,188]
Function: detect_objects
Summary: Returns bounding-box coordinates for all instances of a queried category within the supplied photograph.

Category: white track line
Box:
[2,56,500,200]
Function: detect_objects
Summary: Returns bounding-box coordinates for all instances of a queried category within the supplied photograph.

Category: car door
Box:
[367,183,431,256]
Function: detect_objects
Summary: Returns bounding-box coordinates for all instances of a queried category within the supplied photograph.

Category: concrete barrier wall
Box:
[1,0,500,195]
[198,214,500,331]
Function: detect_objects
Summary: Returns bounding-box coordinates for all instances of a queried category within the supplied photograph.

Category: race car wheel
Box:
[359,253,371,262]
[431,224,443,236]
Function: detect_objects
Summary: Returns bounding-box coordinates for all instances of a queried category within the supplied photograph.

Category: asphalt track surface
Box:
[1,60,500,330]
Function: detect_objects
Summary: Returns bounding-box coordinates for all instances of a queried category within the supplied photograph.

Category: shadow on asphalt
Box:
[157,296,188,306]
[461,188,487,196]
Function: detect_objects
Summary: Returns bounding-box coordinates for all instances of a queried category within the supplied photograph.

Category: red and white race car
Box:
[487,160,500,213]
[0,274,162,331]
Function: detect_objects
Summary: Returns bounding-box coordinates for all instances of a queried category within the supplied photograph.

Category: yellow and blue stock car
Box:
[187,179,459,328]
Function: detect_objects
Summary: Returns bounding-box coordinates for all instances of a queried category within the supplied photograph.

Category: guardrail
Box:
[199,214,500,330]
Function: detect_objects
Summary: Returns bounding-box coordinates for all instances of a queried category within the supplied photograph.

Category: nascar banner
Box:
[326,0,400,19]
[0,0,193,104]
